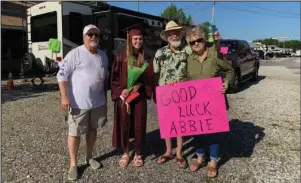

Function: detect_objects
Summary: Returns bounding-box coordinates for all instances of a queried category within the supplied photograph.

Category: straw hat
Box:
[160,21,184,42]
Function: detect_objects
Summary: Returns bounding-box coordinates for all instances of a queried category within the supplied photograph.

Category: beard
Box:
[169,40,181,48]
[89,40,99,47]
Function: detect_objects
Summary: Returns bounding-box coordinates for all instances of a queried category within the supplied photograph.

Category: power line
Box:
[186,6,212,17]
[219,3,300,19]
[182,2,201,11]
[165,2,201,15]
[186,7,212,25]
[238,2,300,16]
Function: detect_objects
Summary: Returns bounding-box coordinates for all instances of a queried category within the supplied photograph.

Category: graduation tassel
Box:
[126,31,130,59]
[126,103,131,114]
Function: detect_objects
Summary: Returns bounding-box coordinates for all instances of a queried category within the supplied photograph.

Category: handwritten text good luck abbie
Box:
[156,77,230,139]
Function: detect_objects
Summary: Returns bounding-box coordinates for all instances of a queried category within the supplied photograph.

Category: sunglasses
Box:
[189,38,205,46]
[87,33,100,37]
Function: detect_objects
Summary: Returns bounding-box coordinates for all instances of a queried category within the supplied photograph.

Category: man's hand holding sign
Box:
[156,77,230,139]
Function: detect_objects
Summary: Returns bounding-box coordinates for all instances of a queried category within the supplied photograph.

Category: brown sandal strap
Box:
[190,159,205,172]
[208,166,218,178]
[208,166,216,171]
[156,155,174,164]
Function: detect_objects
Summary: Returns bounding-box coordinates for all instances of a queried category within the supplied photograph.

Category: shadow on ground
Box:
[143,119,265,167]
[235,75,266,93]
[1,82,59,103]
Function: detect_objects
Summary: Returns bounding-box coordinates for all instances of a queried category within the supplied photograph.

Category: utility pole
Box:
[211,1,216,24]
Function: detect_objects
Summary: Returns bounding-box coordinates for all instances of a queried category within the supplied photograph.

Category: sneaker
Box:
[68,166,78,181]
[86,158,103,170]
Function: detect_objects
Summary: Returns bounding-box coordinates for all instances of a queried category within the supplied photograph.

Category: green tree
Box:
[253,38,279,45]
[282,40,301,51]
[200,21,211,36]
[161,4,193,25]
[186,15,193,25]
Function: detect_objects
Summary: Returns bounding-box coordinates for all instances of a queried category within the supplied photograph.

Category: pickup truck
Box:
[219,39,260,93]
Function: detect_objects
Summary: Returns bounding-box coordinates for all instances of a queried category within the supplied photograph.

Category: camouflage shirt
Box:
[153,45,192,86]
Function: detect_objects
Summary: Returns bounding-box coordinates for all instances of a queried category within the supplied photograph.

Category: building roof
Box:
[1,1,38,27]
[2,15,23,27]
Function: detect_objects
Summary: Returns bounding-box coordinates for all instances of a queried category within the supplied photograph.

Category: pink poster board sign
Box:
[220,46,229,55]
[156,77,230,139]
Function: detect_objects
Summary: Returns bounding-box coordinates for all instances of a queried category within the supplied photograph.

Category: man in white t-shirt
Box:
[57,24,109,181]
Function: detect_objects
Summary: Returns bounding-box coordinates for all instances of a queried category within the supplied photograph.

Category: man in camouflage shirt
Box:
[153,22,192,85]
[153,20,190,169]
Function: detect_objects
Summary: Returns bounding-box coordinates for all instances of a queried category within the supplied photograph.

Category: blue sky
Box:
[107,1,300,41]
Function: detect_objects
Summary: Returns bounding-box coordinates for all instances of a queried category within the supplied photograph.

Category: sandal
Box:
[156,155,174,164]
[176,157,188,169]
[189,158,206,172]
[208,165,218,178]
[133,155,144,167]
[119,155,130,167]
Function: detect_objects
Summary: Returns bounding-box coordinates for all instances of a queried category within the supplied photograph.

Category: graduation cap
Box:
[121,24,145,37]
[122,24,148,58]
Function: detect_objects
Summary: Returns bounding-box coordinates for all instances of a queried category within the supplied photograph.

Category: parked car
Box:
[294,50,301,57]
[250,47,260,61]
[219,39,260,93]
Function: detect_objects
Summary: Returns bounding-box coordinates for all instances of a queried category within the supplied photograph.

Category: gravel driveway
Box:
[2,58,300,183]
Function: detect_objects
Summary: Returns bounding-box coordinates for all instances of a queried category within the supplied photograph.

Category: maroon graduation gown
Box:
[110,51,154,154]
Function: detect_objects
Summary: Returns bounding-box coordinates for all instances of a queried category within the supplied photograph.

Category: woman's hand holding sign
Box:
[220,81,228,94]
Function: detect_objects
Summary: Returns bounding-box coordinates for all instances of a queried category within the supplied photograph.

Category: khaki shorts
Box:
[67,105,107,136]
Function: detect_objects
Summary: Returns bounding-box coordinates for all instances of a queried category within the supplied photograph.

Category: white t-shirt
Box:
[57,45,109,109]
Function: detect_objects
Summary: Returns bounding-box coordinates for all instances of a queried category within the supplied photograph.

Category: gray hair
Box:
[185,26,208,45]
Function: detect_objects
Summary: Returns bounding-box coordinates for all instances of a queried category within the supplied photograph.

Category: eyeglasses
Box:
[189,38,205,46]
[87,33,100,38]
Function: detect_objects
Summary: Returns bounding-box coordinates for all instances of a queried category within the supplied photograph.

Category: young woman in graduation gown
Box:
[110,24,154,167]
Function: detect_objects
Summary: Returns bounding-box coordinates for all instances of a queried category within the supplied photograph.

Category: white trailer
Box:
[23,1,167,76]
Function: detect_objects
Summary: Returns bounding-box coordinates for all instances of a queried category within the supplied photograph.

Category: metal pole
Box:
[211,1,216,24]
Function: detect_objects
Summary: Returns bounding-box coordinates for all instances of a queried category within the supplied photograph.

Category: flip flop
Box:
[133,155,144,167]
[156,155,174,164]
[189,158,206,172]
[176,157,188,169]
[208,165,218,178]
[119,155,130,167]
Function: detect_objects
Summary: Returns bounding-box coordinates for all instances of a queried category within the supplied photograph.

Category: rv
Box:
[23,1,168,76]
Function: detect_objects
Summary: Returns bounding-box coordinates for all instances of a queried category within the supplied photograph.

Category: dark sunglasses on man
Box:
[189,38,205,46]
[87,33,100,38]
